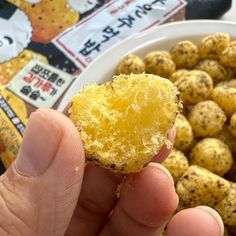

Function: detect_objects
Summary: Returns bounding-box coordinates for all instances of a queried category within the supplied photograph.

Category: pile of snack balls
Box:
[115,32,236,235]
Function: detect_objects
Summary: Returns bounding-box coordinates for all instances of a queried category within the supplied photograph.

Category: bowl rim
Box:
[58,19,236,111]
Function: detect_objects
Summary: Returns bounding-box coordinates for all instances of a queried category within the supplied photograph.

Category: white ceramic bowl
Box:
[58,20,236,111]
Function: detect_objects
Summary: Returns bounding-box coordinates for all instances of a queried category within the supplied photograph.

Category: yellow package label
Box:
[0,88,27,169]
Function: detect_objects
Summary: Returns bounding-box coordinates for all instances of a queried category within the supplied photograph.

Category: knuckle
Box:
[0,176,33,236]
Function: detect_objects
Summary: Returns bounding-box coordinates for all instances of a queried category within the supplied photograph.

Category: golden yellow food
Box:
[162,148,189,184]
[169,69,189,83]
[170,40,199,69]
[174,113,193,151]
[115,54,145,75]
[190,138,233,176]
[211,86,236,117]
[145,50,172,60]
[112,33,236,225]
[188,100,226,137]
[145,51,176,78]
[199,33,230,60]
[216,79,236,88]
[195,59,228,83]
[176,165,230,207]
[70,74,180,173]
[229,112,236,137]
[174,70,213,104]
[215,184,236,225]
[220,42,236,68]
[213,126,236,154]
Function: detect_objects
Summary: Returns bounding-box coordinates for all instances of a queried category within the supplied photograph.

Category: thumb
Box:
[0,109,85,236]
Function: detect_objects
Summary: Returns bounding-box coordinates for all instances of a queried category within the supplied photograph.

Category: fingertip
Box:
[167,207,223,236]
[196,206,224,236]
[148,162,175,186]
[121,163,178,228]
[16,109,63,177]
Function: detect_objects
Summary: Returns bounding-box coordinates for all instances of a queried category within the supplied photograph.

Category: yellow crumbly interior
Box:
[70,74,180,173]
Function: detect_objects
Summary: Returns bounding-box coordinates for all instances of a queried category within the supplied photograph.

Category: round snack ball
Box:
[195,59,228,83]
[145,51,176,78]
[188,100,227,137]
[213,125,236,154]
[214,184,236,225]
[229,112,236,137]
[174,113,193,151]
[190,138,233,176]
[174,70,213,104]
[169,69,189,82]
[162,148,189,184]
[70,74,181,173]
[211,86,236,116]
[145,50,172,60]
[216,79,236,88]
[176,165,230,207]
[199,32,230,60]
[170,40,199,69]
[115,54,145,75]
[220,42,236,68]
[230,40,236,47]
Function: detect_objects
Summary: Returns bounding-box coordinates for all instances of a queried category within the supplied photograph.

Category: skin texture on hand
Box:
[0,109,224,236]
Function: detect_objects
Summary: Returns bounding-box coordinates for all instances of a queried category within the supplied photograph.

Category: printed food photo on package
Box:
[0,0,187,172]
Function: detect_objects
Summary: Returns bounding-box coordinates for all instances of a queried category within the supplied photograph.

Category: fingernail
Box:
[148,162,175,185]
[168,126,176,143]
[16,109,62,177]
[196,206,224,236]
[63,102,71,117]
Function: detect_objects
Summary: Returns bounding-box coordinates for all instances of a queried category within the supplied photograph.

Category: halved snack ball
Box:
[188,100,226,137]
[70,74,180,173]
[195,59,228,83]
[174,70,213,104]
[115,54,145,75]
[211,86,236,117]
[176,165,230,207]
[174,113,193,151]
[190,138,233,176]
[199,33,230,60]
[229,112,236,137]
[145,51,176,78]
[170,40,199,69]
[162,148,189,184]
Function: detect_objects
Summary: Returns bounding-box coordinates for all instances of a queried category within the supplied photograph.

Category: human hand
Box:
[0,109,224,236]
